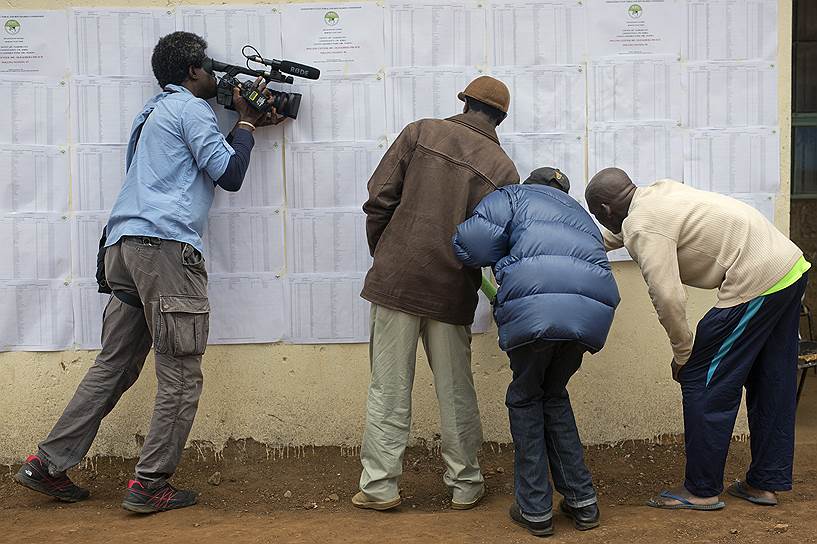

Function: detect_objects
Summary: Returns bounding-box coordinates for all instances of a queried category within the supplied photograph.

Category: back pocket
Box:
[155,295,210,356]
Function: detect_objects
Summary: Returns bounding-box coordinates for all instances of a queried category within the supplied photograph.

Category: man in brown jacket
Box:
[352,76,519,512]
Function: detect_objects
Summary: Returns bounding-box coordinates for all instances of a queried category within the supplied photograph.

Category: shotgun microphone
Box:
[247,55,321,80]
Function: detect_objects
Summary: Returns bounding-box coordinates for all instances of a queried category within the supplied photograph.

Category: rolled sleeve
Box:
[181,98,235,180]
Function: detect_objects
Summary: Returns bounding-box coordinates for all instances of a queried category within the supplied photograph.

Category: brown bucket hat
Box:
[457,75,510,114]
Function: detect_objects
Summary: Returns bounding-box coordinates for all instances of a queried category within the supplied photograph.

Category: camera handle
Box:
[206,58,293,85]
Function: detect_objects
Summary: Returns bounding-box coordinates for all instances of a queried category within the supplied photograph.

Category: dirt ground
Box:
[3,379,817,544]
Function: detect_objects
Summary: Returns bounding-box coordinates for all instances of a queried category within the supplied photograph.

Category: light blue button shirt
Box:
[105,84,234,255]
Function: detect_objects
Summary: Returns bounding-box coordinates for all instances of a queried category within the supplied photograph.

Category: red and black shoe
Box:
[14,455,90,502]
[121,479,198,513]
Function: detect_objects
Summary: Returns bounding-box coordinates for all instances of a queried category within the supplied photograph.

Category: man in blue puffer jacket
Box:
[453,167,620,537]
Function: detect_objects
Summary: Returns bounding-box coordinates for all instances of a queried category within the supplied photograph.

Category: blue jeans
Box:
[506,341,597,521]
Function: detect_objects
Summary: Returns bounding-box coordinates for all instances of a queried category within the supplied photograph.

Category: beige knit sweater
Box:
[603,180,802,365]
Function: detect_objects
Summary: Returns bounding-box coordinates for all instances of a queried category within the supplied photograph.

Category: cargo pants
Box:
[359,304,485,503]
[38,236,209,485]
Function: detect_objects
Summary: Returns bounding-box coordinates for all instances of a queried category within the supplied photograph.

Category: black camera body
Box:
[203,50,318,120]
[217,74,271,111]
[216,73,302,120]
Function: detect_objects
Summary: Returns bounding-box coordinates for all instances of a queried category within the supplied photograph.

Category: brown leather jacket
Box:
[361,112,519,325]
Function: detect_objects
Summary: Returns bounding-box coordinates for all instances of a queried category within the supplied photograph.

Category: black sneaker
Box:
[560,499,600,530]
[14,454,90,503]
[509,502,554,537]
[121,479,198,513]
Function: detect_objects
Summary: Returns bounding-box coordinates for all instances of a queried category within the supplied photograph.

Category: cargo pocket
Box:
[155,295,210,356]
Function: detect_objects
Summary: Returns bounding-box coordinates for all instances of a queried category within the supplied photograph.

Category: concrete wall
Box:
[0,0,794,464]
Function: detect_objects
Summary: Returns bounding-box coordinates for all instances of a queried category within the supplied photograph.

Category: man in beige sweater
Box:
[586,168,809,511]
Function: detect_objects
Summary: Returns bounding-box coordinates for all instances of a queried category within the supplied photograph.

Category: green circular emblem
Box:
[4,19,21,35]
[628,4,643,18]
[324,11,339,26]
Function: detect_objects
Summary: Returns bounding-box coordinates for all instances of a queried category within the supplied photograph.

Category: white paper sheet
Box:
[387,1,486,68]
[70,212,108,279]
[492,65,586,133]
[0,76,68,145]
[71,145,127,212]
[71,77,160,144]
[684,0,778,62]
[72,274,289,349]
[588,57,683,124]
[71,278,108,349]
[0,213,71,280]
[686,61,778,128]
[588,123,684,186]
[212,139,284,209]
[70,8,176,77]
[1,279,73,350]
[500,132,586,201]
[208,274,286,344]
[684,128,780,194]
[285,140,384,208]
[472,290,495,335]
[0,11,69,77]
[203,208,285,275]
[287,209,370,274]
[177,6,283,66]
[281,3,385,75]
[588,216,631,262]
[489,1,585,66]
[0,145,69,213]
[285,273,369,343]
[606,247,633,262]
[586,0,683,57]
[731,193,775,223]
[287,74,387,143]
[385,67,478,134]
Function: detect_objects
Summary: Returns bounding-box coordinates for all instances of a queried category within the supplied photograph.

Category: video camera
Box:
[203,45,320,120]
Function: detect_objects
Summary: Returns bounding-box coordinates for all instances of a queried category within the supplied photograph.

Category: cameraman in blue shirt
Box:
[15,32,283,513]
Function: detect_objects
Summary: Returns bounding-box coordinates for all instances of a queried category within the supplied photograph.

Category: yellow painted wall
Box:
[0,0,794,463]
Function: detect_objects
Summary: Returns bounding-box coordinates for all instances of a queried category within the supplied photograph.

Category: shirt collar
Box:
[446,112,501,144]
[620,187,643,235]
[164,83,191,95]
[629,187,643,214]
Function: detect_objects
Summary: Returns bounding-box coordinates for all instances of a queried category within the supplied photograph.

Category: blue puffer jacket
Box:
[453,184,620,353]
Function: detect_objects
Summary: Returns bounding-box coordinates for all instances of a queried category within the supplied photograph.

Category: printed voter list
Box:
[0,3,788,351]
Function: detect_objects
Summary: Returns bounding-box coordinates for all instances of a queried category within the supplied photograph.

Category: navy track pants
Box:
[679,274,807,497]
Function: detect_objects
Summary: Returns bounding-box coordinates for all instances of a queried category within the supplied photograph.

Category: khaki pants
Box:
[359,304,484,502]
[38,236,209,485]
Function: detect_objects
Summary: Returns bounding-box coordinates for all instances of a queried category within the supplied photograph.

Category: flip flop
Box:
[727,481,778,506]
[646,490,726,511]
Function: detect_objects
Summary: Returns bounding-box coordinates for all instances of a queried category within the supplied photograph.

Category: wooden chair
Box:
[798,303,817,406]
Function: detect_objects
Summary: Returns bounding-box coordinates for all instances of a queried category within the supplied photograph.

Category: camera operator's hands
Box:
[232,77,273,128]
[255,108,287,127]
[233,77,269,125]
